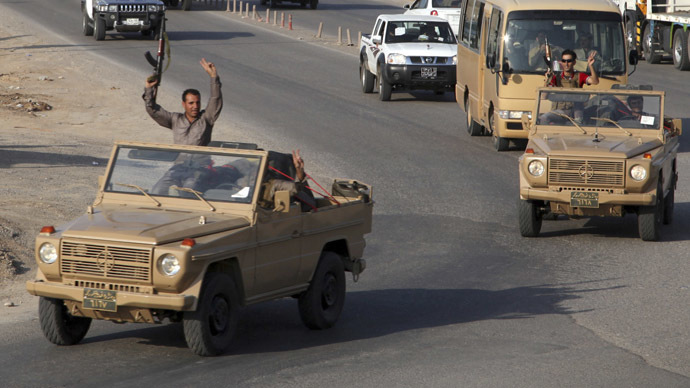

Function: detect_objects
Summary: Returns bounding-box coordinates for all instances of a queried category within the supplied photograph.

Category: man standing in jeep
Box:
[143,58,223,146]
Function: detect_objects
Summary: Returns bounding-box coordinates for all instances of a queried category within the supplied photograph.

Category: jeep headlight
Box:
[148,5,160,11]
[108,5,118,12]
[528,160,545,177]
[158,254,181,276]
[39,243,58,264]
[387,53,407,65]
[630,165,647,181]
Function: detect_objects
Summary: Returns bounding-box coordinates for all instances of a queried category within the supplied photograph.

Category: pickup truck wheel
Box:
[94,16,106,41]
[518,199,542,237]
[663,186,674,225]
[377,67,392,101]
[82,12,94,36]
[360,62,374,93]
[183,273,240,356]
[38,297,92,345]
[465,98,482,136]
[309,0,318,9]
[638,181,663,241]
[643,24,661,64]
[182,0,192,11]
[672,30,690,70]
[298,252,346,330]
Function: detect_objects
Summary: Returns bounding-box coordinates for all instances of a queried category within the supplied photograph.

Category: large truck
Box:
[618,0,690,70]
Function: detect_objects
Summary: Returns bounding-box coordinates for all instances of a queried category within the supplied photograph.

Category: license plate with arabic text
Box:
[421,67,437,79]
[83,288,117,312]
[570,191,599,208]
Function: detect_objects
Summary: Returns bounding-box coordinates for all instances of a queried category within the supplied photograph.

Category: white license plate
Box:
[421,67,437,79]
[125,18,140,26]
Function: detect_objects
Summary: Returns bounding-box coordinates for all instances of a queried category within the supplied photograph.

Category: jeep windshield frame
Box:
[104,145,263,205]
[534,89,664,135]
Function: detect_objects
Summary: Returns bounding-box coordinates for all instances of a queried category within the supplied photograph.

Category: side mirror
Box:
[273,190,291,213]
[629,50,639,65]
[372,35,382,45]
[404,4,410,8]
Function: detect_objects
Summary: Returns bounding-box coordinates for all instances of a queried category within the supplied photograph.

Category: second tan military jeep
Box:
[26,141,373,356]
[518,86,681,241]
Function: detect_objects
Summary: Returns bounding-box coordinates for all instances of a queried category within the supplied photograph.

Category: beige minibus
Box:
[456,0,635,150]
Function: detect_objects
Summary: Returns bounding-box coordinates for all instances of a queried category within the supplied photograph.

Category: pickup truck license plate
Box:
[125,18,140,26]
[570,191,599,208]
[421,67,437,79]
[83,288,117,312]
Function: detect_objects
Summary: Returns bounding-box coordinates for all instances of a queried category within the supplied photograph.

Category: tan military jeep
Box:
[518,86,681,241]
[26,141,373,356]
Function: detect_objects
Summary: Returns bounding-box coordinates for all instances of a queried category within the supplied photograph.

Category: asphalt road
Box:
[1,0,690,386]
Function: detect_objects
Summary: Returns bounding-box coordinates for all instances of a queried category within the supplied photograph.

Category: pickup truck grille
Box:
[118,4,147,12]
[548,158,625,187]
[410,57,452,64]
[60,241,151,282]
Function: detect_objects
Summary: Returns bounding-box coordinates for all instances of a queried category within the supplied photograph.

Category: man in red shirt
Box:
[546,49,599,88]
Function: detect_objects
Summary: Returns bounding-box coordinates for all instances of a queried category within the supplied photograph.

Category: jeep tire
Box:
[183,273,240,356]
[298,252,346,330]
[638,181,663,241]
[38,297,92,346]
[518,199,542,237]
[82,12,94,36]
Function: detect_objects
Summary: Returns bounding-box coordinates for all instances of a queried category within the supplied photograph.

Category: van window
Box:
[501,10,625,76]
[485,9,503,67]
[461,0,485,49]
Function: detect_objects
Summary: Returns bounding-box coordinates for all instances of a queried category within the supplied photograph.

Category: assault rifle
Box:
[145,17,169,85]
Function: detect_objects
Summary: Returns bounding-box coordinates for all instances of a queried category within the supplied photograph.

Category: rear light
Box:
[40,226,55,235]
[431,10,438,15]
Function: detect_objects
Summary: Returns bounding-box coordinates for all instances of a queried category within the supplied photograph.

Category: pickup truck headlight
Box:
[158,254,181,276]
[39,243,58,264]
[387,53,407,65]
[630,165,647,181]
[528,160,545,177]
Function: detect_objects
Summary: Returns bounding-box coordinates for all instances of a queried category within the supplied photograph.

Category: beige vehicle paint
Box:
[518,87,681,241]
[27,141,373,356]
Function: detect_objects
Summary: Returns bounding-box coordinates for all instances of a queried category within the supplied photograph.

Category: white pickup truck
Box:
[359,14,457,101]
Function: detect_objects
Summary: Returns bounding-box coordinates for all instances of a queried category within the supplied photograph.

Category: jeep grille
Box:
[61,241,151,281]
[548,159,625,187]
[119,4,147,12]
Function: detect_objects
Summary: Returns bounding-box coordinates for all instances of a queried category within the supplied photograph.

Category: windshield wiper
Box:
[591,117,632,136]
[114,182,161,207]
[553,112,587,134]
[170,186,216,212]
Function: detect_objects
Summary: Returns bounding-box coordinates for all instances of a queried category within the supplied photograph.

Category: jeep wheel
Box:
[518,199,542,237]
[182,0,192,11]
[663,186,674,225]
[643,24,661,64]
[38,297,92,345]
[82,12,94,36]
[377,67,392,101]
[94,17,106,41]
[465,98,482,136]
[309,0,318,9]
[638,181,663,241]
[360,61,374,93]
[183,273,240,356]
[298,252,346,330]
